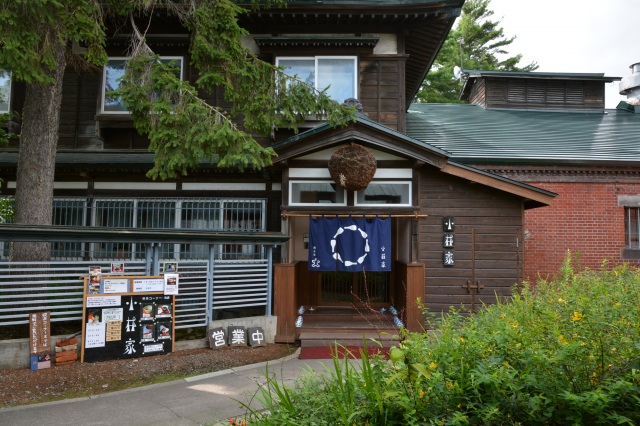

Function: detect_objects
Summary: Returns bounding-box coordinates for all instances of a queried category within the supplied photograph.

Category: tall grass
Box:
[240,256,640,425]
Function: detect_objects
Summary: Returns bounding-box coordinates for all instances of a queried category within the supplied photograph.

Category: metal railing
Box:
[2,197,267,261]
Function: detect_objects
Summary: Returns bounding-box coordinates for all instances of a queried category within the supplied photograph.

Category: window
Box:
[88,197,264,260]
[625,207,639,249]
[277,56,357,102]
[101,57,184,113]
[355,182,412,206]
[289,181,347,206]
[0,70,11,114]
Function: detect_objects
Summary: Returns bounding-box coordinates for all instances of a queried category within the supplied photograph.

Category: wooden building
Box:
[407,67,640,280]
[0,1,555,344]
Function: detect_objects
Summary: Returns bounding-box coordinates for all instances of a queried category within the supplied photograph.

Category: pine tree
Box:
[416,0,538,104]
[0,0,354,261]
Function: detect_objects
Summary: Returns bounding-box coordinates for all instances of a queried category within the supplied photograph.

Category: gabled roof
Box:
[273,116,556,208]
[406,103,640,165]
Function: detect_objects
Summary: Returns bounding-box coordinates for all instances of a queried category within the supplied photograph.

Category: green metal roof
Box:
[272,115,450,158]
[406,103,640,165]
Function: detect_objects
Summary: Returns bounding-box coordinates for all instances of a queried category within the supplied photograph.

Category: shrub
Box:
[244,257,640,425]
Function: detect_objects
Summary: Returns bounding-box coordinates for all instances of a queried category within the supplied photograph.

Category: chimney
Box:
[618,62,640,106]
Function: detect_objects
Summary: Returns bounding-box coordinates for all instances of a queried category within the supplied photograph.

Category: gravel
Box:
[0,344,297,408]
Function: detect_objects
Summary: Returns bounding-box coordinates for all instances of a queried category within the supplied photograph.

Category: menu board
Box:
[81,276,175,363]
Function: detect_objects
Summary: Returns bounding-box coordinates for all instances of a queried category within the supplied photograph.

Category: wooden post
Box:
[404,263,426,333]
[274,263,297,343]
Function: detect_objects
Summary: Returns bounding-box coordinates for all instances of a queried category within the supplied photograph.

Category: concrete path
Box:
[0,350,337,426]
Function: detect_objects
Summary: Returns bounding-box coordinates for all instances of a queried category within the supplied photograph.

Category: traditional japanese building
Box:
[0,1,556,344]
[407,66,640,281]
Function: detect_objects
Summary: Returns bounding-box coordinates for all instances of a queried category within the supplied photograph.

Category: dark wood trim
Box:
[274,263,298,343]
[440,163,555,207]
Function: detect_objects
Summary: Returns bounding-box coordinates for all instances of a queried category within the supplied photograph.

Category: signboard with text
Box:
[81,276,175,363]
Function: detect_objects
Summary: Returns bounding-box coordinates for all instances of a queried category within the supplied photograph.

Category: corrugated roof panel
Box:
[406,104,640,164]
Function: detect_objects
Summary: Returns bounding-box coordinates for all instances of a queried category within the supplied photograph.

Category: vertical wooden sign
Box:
[29,311,51,370]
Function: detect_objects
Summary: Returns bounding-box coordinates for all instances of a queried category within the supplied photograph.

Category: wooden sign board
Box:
[81,276,175,363]
[29,311,51,370]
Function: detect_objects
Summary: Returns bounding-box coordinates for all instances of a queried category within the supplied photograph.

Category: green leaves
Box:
[114,0,355,179]
[416,0,538,104]
[0,0,107,84]
[241,258,640,425]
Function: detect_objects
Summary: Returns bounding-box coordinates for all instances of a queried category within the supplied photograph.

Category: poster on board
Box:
[164,274,179,295]
[81,276,174,363]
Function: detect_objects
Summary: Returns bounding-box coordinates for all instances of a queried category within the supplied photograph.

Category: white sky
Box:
[482,0,640,108]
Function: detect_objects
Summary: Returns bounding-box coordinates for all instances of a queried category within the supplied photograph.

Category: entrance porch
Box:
[273,261,425,344]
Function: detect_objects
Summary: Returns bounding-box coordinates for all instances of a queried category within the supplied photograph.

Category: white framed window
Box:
[289,181,347,206]
[0,70,11,114]
[101,56,184,113]
[355,181,412,206]
[277,56,357,102]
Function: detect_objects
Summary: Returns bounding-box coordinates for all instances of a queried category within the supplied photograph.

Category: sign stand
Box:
[80,275,175,363]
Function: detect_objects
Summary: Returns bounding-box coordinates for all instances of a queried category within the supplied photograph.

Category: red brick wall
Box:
[523,181,640,281]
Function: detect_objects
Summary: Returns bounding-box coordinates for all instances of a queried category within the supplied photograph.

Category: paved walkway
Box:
[0,350,336,426]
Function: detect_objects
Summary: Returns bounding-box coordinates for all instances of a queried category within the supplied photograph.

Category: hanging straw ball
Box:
[328,143,377,191]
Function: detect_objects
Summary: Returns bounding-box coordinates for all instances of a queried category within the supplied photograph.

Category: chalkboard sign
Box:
[81,276,175,363]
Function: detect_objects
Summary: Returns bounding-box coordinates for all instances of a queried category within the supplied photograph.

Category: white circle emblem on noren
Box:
[330,225,370,266]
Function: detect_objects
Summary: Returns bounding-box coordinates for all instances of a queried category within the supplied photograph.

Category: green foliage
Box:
[1,0,356,181]
[245,257,640,425]
[0,0,107,83]
[416,0,538,103]
[117,0,356,179]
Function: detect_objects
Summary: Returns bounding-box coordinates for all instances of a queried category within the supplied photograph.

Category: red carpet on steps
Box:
[298,345,389,360]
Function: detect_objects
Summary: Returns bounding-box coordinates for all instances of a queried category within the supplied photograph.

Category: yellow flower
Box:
[572,312,584,321]
[500,313,506,319]
[558,335,568,344]
[589,355,595,361]
[581,342,587,347]
[445,381,454,390]
[419,389,425,399]
[428,361,438,370]
[459,337,465,343]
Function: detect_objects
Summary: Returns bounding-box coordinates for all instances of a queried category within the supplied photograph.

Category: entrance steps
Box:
[296,306,402,348]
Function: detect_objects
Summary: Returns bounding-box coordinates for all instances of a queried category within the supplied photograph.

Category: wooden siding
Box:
[480,77,605,111]
[419,167,524,314]
[359,56,405,132]
[59,70,103,149]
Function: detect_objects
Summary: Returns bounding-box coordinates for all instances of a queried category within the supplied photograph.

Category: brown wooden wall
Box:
[419,167,524,314]
[359,56,405,132]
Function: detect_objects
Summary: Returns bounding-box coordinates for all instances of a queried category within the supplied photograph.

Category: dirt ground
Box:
[0,344,297,408]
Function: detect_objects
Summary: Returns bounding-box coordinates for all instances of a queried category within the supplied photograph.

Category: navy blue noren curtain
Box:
[308,216,391,272]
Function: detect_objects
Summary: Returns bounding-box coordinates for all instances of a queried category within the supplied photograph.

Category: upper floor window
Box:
[277,56,357,102]
[0,71,11,114]
[101,57,184,114]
